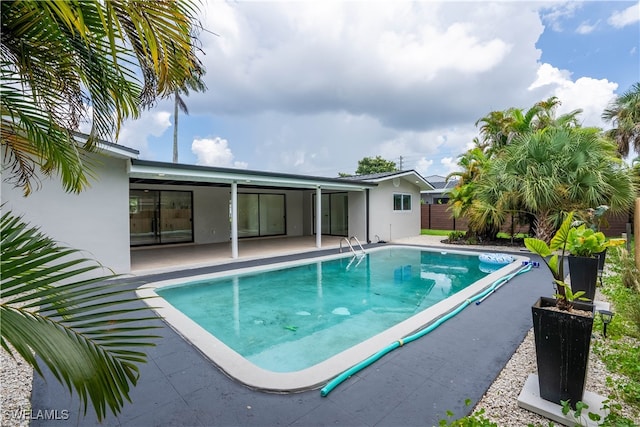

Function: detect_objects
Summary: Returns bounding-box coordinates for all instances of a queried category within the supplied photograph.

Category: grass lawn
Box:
[420,229,454,236]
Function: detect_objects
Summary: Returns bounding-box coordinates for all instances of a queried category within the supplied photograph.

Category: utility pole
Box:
[399,156,403,170]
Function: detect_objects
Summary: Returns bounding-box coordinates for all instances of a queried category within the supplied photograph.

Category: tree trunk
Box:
[534,210,554,243]
[173,89,179,163]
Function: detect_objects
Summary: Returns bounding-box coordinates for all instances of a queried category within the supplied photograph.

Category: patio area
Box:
[130,236,347,275]
[31,239,549,427]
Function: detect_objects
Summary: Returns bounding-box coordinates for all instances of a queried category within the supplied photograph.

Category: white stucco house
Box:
[2,137,433,275]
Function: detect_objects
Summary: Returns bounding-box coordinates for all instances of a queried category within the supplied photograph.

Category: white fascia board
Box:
[367,171,434,191]
[72,132,139,159]
[128,163,371,191]
[95,143,139,159]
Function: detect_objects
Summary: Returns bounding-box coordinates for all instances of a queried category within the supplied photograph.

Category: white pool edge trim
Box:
[136,245,529,392]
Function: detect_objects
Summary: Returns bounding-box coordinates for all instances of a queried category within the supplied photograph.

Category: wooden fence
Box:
[421,204,632,237]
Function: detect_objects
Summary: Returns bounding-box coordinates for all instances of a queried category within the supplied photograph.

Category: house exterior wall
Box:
[348,190,367,242]
[368,179,421,241]
[2,154,131,274]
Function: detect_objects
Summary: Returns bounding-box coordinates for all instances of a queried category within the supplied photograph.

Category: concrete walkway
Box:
[31,239,548,427]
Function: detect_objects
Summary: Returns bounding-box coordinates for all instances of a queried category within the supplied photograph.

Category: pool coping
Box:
[136,244,529,392]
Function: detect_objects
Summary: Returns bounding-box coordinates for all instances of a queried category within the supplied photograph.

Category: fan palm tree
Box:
[1,0,204,421]
[474,127,637,241]
[603,82,640,158]
[1,0,203,195]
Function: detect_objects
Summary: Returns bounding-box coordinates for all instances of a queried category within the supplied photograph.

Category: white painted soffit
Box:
[128,162,375,191]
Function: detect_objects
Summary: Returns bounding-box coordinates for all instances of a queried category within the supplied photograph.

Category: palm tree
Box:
[475,110,514,152]
[173,72,207,163]
[446,147,495,238]
[474,97,582,156]
[1,0,204,421]
[1,212,158,421]
[474,127,637,241]
[603,82,640,158]
[454,98,590,240]
[532,96,582,130]
[1,0,203,195]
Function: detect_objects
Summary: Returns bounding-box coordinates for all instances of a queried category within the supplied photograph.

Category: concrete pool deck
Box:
[30,237,550,427]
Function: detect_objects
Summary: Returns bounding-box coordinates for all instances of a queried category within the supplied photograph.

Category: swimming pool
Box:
[138,245,526,391]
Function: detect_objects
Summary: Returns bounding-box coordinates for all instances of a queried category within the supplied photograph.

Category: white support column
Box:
[316,186,322,248]
[231,181,239,259]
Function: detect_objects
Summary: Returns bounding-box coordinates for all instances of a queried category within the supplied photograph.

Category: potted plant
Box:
[566,224,625,300]
[524,211,595,409]
[572,205,617,279]
[565,224,607,301]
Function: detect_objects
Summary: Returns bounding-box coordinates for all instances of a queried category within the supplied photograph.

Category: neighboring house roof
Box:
[129,159,378,191]
[423,174,459,194]
[340,170,434,191]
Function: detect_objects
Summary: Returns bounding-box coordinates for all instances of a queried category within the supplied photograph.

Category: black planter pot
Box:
[568,255,599,301]
[532,296,595,409]
[596,248,607,272]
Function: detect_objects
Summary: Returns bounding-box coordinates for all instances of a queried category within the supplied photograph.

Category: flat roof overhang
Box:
[128,159,377,191]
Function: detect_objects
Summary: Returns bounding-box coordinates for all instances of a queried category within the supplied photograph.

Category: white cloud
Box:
[117,111,172,158]
[191,137,248,168]
[440,157,462,176]
[575,20,599,35]
[529,63,618,129]
[529,63,573,90]
[129,1,633,177]
[608,4,639,28]
[415,158,434,177]
[191,0,542,131]
[540,2,582,32]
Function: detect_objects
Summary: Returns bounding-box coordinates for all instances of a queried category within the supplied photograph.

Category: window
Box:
[393,193,411,211]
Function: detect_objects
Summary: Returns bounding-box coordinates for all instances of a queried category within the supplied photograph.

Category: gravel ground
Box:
[1,344,33,427]
[2,237,638,426]
[473,327,639,426]
[473,286,639,426]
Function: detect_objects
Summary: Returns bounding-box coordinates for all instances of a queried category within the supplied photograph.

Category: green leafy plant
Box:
[616,247,640,292]
[560,399,601,426]
[524,211,575,309]
[448,230,466,242]
[555,282,590,304]
[438,399,498,426]
[566,225,624,257]
[1,211,159,421]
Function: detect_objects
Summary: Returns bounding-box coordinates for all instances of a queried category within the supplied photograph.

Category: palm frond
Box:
[0,210,159,421]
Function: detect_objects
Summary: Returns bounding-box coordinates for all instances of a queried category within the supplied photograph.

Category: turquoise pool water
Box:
[157,247,489,373]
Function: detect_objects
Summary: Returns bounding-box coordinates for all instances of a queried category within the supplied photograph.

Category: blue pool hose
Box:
[320,262,532,397]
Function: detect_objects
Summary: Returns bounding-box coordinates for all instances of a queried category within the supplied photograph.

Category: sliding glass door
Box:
[237,193,286,237]
[313,192,348,236]
[129,190,193,246]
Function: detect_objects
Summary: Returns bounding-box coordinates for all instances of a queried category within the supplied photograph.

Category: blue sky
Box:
[113,1,639,178]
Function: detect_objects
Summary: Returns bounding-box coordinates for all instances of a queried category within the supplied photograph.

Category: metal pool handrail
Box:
[340,236,366,257]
